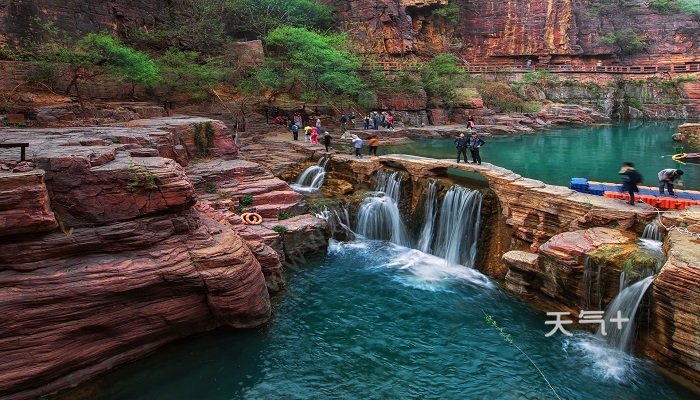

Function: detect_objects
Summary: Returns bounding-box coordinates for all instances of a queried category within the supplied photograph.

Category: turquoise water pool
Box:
[378,122,698,191]
[60,240,695,400]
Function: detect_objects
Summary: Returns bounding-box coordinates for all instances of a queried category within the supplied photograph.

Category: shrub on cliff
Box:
[600,29,648,55]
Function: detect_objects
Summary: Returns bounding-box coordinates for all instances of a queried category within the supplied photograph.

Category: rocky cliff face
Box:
[324,0,700,65]
[0,115,327,399]
[0,0,177,44]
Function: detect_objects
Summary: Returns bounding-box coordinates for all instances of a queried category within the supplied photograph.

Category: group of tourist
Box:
[363,111,394,131]
[454,129,485,164]
[619,163,685,206]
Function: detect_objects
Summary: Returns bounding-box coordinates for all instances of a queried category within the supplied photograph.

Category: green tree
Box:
[420,54,467,108]
[30,32,160,117]
[223,0,333,39]
[260,26,361,103]
[156,48,225,99]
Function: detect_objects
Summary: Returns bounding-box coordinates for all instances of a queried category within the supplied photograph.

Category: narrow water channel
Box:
[60,241,695,399]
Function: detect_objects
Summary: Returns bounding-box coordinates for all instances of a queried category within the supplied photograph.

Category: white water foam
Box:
[331,240,493,292]
[565,334,642,384]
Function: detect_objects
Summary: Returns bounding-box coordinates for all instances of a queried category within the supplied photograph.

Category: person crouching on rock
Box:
[352,134,363,159]
[454,133,468,163]
[323,131,332,153]
[468,131,485,164]
[619,162,642,205]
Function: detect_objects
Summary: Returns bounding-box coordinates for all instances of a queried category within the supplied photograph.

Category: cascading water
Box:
[596,276,655,353]
[417,179,438,253]
[290,157,329,193]
[315,204,354,241]
[430,186,482,267]
[355,171,410,246]
[641,223,663,241]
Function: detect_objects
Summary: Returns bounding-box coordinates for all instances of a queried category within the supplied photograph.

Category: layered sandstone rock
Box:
[0,171,57,236]
[644,209,700,386]
[0,117,328,399]
[503,227,657,315]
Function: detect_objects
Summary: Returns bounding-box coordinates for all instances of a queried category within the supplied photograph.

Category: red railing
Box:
[364,61,700,74]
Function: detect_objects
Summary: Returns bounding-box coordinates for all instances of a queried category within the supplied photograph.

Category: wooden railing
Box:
[363,61,700,74]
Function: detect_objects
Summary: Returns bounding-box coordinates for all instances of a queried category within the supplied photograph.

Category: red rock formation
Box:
[0,171,57,236]
[643,208,700,386]
[0,117,329,399]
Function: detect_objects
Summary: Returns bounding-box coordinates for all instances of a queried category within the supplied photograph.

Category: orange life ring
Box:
[240,212,263,225]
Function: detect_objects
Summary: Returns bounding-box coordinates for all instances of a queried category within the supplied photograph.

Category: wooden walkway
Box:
[364,61,700,75]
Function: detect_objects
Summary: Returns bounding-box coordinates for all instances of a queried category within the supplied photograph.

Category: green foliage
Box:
[240,194,254,207]
[193,121,216,155]
[474,81,524,112]
[126,163,160,191]
[157,48,224,99]
[421,54,467,108]
[272,225,288,234]
[262,26,361,101]
[600,29,648,55]
[279,212,291,220]
[205,182,218,193]
[432,3,461,26]
[222,0,333,39]
[520,70,554,86]
[649,0,700,15]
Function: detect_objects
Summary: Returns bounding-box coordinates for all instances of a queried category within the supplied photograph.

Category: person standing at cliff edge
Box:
[468,131,485,164]
[619,162,642,205]
[658,168,684,196]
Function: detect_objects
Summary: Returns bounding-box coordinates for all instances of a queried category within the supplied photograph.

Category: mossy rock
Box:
[587,243,659,281]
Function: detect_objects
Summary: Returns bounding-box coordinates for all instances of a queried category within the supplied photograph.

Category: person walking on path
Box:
[619,162,642,205]
[658,168,684,196]
[291,123,299,141]
[311,126,319,144]
[364,114,371,130]
[340,114,348,131]
[454,133,469,163]
[293,112,303,128]
[349,112,357,129]
[387,114,394,130]
[304,125,312,142]
[323,131,332,152]
[352,134,363,158]
[468,131,485,164]
[369,135,379,156]
[315,116,322,134]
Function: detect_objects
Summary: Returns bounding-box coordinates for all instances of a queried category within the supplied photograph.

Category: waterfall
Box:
[355,171,410,246]
[596,276,654,353]
[375,170,403,202]
[619,271,628,292]
[417,180,438,253]
[641,223,663,241]
[290,157,329,193]
[315,204,354,241]
[431,186,482,267]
